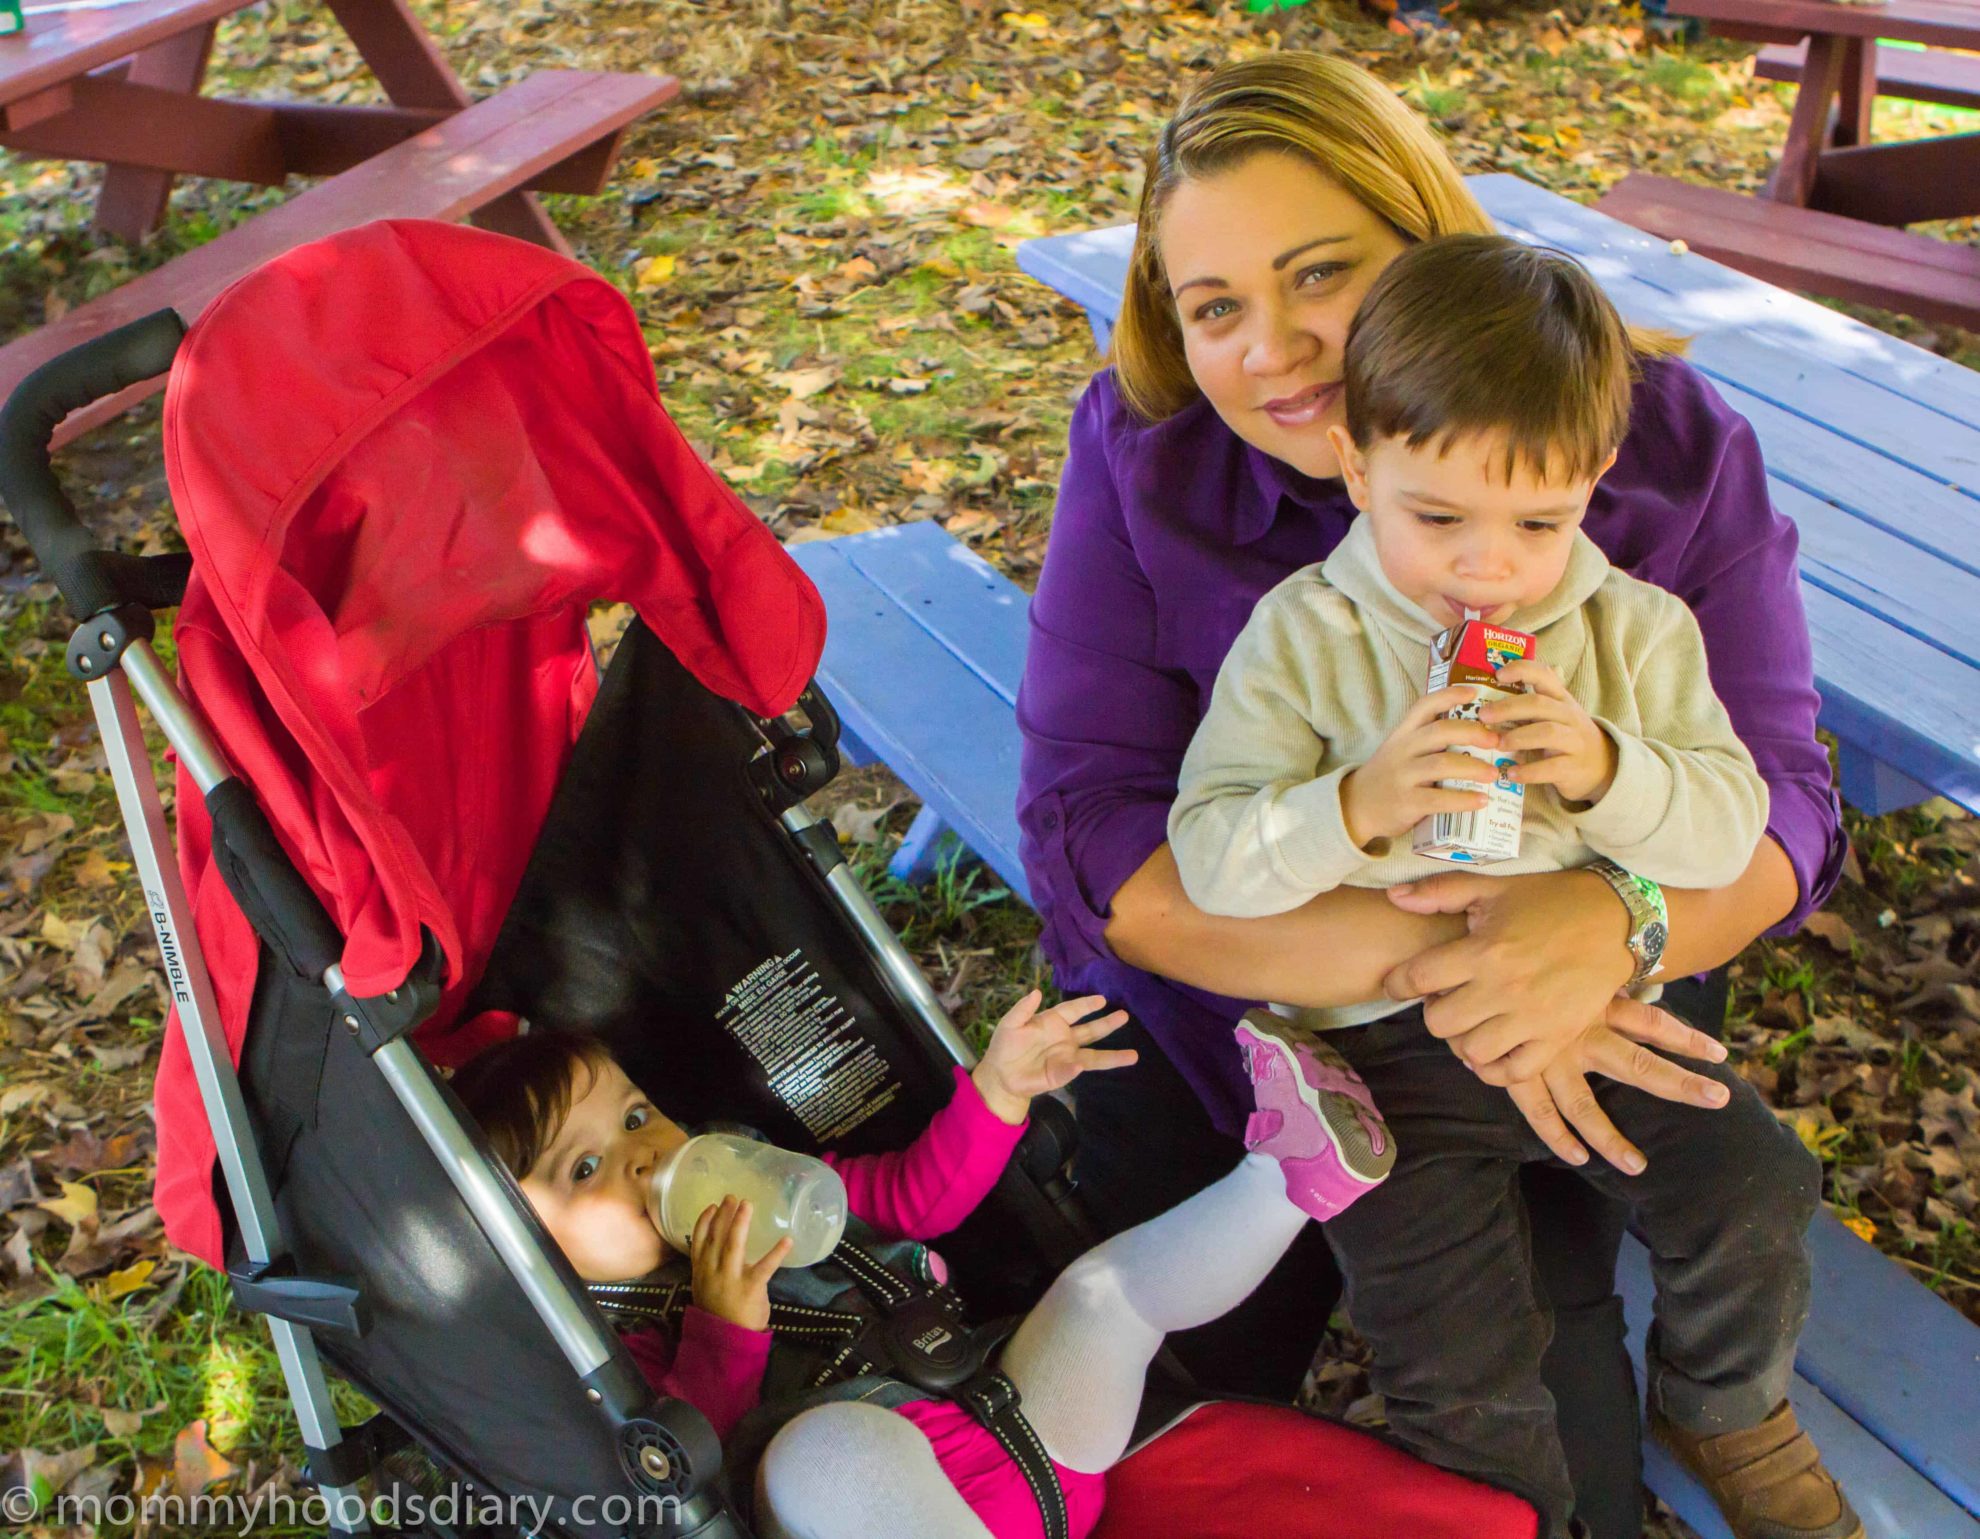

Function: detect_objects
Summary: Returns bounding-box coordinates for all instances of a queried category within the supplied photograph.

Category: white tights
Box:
[757,1153,1306,1538]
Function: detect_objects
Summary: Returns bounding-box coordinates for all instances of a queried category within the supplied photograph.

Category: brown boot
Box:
[1651,1401,1863,1539]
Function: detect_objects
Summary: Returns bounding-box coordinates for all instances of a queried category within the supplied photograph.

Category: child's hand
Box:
[688,1196,791,1333]
[1339,685,1506,848]
[1480,660,1618,806]
[971,992,1136,1125]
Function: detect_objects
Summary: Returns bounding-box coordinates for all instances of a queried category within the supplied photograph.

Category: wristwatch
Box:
[1587,858,1667,990]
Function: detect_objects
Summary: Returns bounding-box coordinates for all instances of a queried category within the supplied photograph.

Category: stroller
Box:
[0,220,1541,1539]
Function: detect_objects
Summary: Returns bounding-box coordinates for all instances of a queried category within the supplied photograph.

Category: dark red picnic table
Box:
[1673,0,1980,220]
[0,0,675,443]
[1598,0,1980,328]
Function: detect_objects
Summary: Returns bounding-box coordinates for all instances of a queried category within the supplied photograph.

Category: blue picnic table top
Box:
[1015,173,1980,821]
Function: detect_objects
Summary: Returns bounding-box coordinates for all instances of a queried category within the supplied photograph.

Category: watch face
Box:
[1640,921,1668,959]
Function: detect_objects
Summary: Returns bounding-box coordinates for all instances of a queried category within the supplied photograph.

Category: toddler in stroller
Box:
[0,218,1543,1539]
[456,985,1394,1539]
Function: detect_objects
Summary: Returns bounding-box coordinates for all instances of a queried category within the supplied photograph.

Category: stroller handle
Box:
[0,309,193,621]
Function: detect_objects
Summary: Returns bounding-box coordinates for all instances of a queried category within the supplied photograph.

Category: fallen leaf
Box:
[22,1445,96,1500]
[958,201,1044,239]
[173,1419,236,1500]
[819,506,879,536]
[16,813,75,857]
[71,850,123,889]
[36,1179,98,1228]
[831,799,901,845]
[943,509,998,539]
[1799,911,1853,954]
[87,1041,150,1072]
[0,1157,38,1210]
[103,1258,156,1299]
[634,253,677,289]
[887,377,930,395]
[4,1223,32,1278]
[39,912,83,950]
[766,365,840,400]
[1839,1213,1876,1243]
[100,1406,145,1437]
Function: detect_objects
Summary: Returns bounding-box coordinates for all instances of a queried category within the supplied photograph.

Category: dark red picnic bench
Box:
[1598,0,1980,330]
[0,0,676,445]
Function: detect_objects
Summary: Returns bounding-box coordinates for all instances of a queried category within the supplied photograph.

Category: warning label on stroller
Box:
[717,949,900,1142]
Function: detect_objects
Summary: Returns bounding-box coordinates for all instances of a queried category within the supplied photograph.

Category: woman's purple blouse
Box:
[1015,358,1845,1133]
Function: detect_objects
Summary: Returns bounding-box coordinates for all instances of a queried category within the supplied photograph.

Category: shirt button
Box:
[1041,810,1059,830]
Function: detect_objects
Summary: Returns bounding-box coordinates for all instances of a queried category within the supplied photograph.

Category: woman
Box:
[1015,54,1844,1539]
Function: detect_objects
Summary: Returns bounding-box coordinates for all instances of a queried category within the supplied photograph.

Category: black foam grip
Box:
[0,310,188,619]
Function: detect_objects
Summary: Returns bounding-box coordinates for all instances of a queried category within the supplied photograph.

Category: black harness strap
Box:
[591,1241,1070,1539]
[957,1369,1069,1539]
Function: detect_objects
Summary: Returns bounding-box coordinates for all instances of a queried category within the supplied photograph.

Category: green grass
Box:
[1641,52,1722,109]
[0,1264,372,1483]
[848,836,1048,1048]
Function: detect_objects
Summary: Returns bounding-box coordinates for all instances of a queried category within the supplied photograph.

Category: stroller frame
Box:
[0,312,999,1538]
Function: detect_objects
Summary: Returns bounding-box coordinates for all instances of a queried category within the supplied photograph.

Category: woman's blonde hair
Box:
[1113,54,1677,422]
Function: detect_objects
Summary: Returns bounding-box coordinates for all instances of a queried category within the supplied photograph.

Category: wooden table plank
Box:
[0,69,674,444]
[1620,1229,1980,1537]
[94,21,214,238]
[0,0,240,107]
[1796,1214,1980,1517]
[1757,38,1980,112]
[1472,175,1980,427]
[835,522,1030,707]
[1777,478,1980,670]
[1672,0,1980,51]
[787,536,1031,902]
[1804,583,1980,812]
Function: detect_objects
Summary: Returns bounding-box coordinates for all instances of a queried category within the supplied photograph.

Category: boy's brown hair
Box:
[451,1029,619,1180]
[1343,233,1634,485]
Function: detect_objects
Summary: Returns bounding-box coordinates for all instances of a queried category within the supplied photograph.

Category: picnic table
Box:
[1596,0,1980,327]
[0,0,675,444]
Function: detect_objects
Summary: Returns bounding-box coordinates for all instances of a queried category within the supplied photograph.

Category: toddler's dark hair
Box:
[451,1030,619,1180]
[1343,233,1634,485]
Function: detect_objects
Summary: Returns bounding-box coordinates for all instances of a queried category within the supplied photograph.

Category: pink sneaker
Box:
[1236,1012,1395,1222]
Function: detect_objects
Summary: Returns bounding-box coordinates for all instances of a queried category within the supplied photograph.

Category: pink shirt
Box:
[621,1068,1106,1538]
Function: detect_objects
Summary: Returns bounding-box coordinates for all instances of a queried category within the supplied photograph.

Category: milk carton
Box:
[1412,618,1534,864]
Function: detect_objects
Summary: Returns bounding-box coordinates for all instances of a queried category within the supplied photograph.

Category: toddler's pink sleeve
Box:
[621,1308,772,1441]
[824,1067,1026,1240]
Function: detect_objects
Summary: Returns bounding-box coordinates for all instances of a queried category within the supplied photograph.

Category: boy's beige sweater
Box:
[1169,515,1768,1029]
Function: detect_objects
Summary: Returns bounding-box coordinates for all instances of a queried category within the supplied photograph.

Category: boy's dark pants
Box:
[1327,1006,1822,1539]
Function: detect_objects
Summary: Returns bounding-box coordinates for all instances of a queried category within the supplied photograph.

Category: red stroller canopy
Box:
[153,220,824,1265]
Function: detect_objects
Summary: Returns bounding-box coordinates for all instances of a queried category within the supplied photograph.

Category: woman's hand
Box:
[689,1196,791,1332]
[1505,1000,1733,1173]
[1481,659,1617,805]
[1338,685,1505,849]
[972,991,1137,1125]
[1381,866,1641,1080]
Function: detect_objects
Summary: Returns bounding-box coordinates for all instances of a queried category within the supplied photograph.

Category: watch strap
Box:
[1588,858,1667,988]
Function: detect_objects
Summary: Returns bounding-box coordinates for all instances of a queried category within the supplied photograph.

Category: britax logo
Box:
[146,887,193,1005]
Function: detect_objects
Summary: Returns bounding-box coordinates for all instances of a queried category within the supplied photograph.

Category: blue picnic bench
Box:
[786,172,1980,1537]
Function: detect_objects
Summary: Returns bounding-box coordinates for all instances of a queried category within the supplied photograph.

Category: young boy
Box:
[1168,235,1857,1539]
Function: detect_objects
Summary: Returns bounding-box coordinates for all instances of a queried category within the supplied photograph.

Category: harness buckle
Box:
[959,1371,1020,1420]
